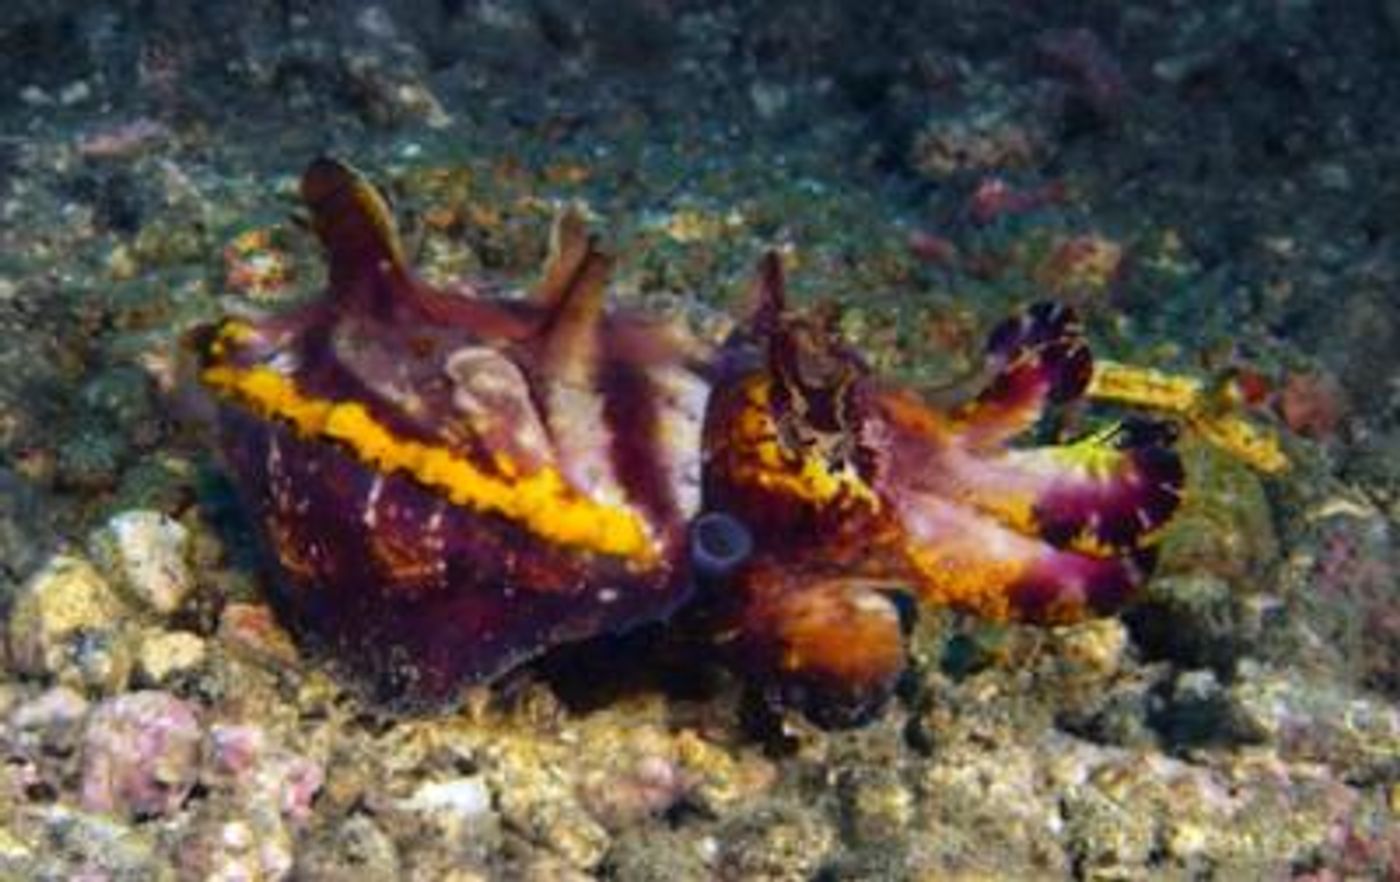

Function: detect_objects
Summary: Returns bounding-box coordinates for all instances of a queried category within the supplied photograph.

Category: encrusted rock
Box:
[1045,617,1132,685]
[910,101,1049,178]
[80,691,201,820]
[340,50,451,129]
[205,722,326,823]
[0,682,23,720]
[672,729,774,815]
[915,736,1069,876]
[716,802,835,882]
[1153,668,1231,747]
[838,766,914,847]
[0,468,57,601]
[474,735,611,871]
[518,853,597,882]
[89,510,194,616]
[27,804,174,880]
[1154,441,1280,587]
[293,814,402,881]
[1226,664,1400,783]
[176,810,293,882]
[603,828,714,882]
[1061,757,1169,874]
[1127,572,1252,671]
[7,554,134,694]
[1053,741,1347,878]
[499,775,609,871]
[8,685,89,755]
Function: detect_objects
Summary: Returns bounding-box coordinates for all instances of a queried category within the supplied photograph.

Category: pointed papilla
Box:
[300,158,409,299]
[535,204,595,308]
[536,232,613,386]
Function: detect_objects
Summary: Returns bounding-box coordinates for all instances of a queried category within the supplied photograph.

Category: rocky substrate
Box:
[0,505,1394,880]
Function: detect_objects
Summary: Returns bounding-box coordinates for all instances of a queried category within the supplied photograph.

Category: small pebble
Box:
[89,510,194,616]
[18,85,50,106]
[579,754,687,829]
[59,80,92,106]
[10,685,90,753]
[207,723,268,778]
[135,630,208,687]
[395,775,495,844]
[399,776,492,820]
[217,603,300,669]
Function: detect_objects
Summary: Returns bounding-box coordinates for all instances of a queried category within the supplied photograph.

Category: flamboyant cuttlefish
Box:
[193,158,1183,725]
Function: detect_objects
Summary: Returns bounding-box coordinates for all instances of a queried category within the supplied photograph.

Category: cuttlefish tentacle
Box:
[880,479,1155,623]
[873,308,1182,623]
[879,400,1183,558]
[950,301,1093,448]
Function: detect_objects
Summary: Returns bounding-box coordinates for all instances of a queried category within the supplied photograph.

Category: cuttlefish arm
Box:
[702,259,1184,724]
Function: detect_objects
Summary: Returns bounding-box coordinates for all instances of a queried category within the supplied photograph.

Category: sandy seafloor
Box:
[0,2,1398,879]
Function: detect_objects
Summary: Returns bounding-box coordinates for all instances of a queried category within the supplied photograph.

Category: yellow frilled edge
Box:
[200,361,659,564]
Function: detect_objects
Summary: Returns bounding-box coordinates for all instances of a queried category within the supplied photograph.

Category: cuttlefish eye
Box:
[690,512,754,581]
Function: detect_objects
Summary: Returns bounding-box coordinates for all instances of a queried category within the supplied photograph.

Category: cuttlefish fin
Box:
[952,302,1093,447]
[300,158,409,304]
[720,560,907,728]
